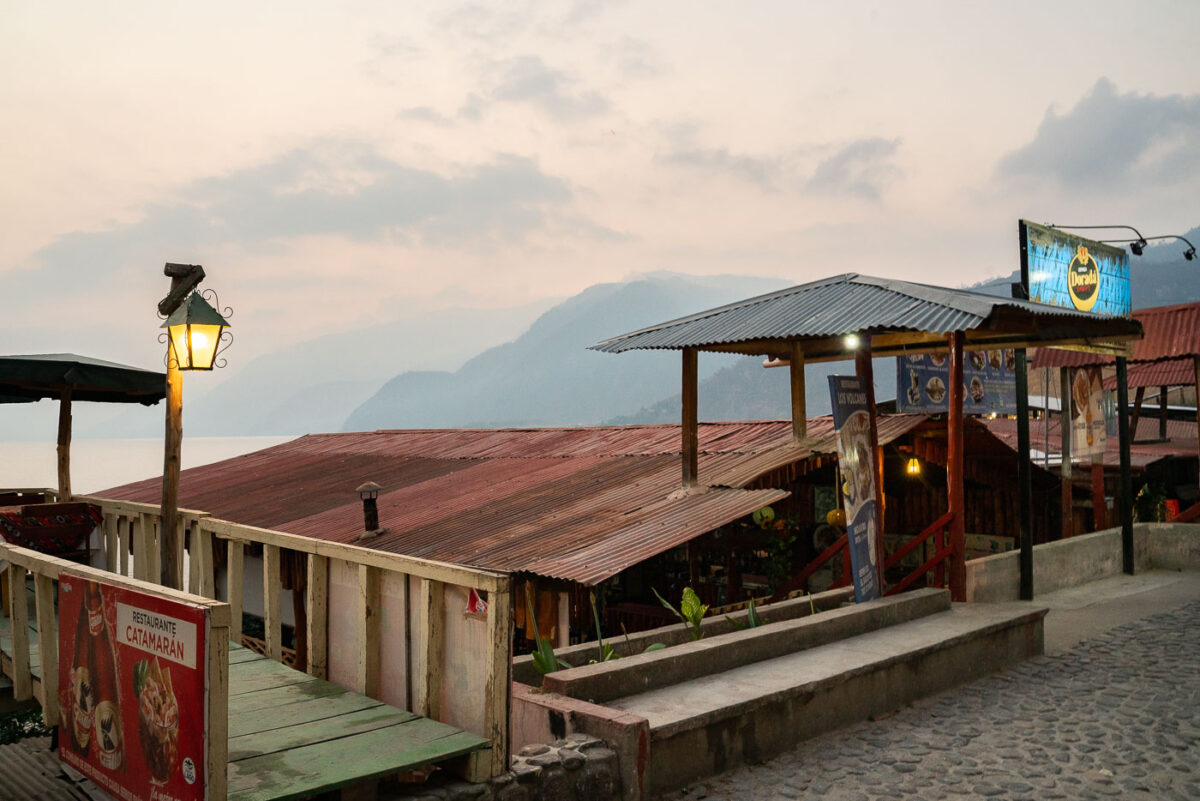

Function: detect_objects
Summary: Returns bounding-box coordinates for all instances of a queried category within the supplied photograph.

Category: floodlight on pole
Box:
[1047,223,1148,256]
[1099,234,1197,261]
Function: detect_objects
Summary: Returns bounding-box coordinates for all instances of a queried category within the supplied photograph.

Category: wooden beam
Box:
[56,388,72,500]
[306,554,329,679]
[682,347,699,487]
[1130,386,1145,439]
[160,361,184,589]
[946,331,966,601]
[6,566,31,700]
[103,512,118,574]
[1159,385,1169,441]
[1092,464,1107,531]
[206,615,229,801]
[1060,368,1073,540]
[227,540,244,644]
[356,565,381,699]
[415,579,444,719]
[471,584,511,780]
[789,342,806,442]
[33,573,58,726]
[263,544,282,663]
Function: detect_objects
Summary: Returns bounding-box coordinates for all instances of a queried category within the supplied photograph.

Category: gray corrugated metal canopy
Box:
[590,273,1142,361]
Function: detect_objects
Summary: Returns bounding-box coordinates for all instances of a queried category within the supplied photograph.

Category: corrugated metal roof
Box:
[1033,302,1200,369]
[0,736,94,800]
[981,416,1198,470]
[1099,358,1196,390]
[96,417,925,585]
[591,273,1140,355]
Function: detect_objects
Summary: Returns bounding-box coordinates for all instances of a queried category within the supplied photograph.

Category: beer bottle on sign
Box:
[86,582,125,771]
[68,585,94,757]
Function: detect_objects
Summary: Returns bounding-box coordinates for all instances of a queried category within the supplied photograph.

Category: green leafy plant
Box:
[621,623,667,654]
[726,596,766,629]
[589,591,620,663]
[653,586,709,640]
[526,591,569,677]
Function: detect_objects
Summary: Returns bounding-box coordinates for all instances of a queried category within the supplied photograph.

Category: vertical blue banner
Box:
[828,375,880,602]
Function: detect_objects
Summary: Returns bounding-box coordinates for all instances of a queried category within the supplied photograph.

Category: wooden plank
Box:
[356,565,380,699]
[414,579,444,719]
[226,717,487,801]
[133,514,151,581]
[195,518,508,592]
[227,675,356,715]
[229,661,319,696]
[229,692,386,738]
[6,567,32,700]
[197,524,216,598]
[228,540,244,643]
[33,573,58,726]
[228,705,406,762]
[789,342,806,442]
[103,512,118,573]
[681,347,699,487]
[207,621,229,801]
[263,544,282,663]
[306,554,328,679]
[476,586,511,779]
[119,515,130,577]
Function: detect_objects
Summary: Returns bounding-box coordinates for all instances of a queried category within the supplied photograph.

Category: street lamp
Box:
[1100,234,1197,262]
[163,292,232,370]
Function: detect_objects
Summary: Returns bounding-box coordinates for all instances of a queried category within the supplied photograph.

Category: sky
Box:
[2,0,1198,373]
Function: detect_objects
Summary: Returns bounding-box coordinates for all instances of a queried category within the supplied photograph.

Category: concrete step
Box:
[606,601,1046,794]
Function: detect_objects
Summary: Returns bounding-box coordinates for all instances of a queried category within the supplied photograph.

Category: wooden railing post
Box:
[206,613,230,801]
[196,523,216,598]
[103,512,118,573]
[263,544,282,663]
[470,583,511,779]
[356,565,381,699]
[33,573,59,726]
[6,566,32,701]
[306,554,329,679]
[227,540,244,643]
[415,579,445,719]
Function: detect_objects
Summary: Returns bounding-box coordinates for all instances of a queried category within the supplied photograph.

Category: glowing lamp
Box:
[163,292,230,370]
[906,457,921,476]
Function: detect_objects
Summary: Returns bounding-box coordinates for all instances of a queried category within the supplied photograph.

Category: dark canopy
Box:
[0,354,166,405]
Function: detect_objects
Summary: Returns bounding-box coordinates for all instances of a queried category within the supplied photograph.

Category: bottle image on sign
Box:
[68,591,95,757]
[1067,245,1100,312]
[86,581,125,772]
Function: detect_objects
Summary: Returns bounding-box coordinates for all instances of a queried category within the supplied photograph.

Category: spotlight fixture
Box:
[844,333,861,350]
[1130,238,1146,256]
[1100,234,1196,262]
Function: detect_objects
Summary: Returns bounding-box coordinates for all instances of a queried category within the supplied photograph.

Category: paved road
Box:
[662,590,1200,801]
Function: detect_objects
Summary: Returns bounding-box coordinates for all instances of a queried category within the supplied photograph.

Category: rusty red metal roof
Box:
[1098,358,1196,390]
[1033,302,1200,370]
[981,416,1198,470]
[97,417,926,585]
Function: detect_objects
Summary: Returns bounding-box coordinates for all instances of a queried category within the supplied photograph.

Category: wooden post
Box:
[57,388,72,500]
[469,583,511,780]
[1130,386,1145,441]
[855,344,886,589]
[206,610,230,801]
[415,579,445,719]
[34,573,58,726]
[946,332,966,601]
[306,554,329,679]
[263,544,282,662]
[196,524,216,598]
[103,513,118,573]
[7,566,31,701]
[790,342,806,442]
[356,565,381,698]
[1092,464,1107,531]
[682,347,699,487]
[1117,357,1135,574]
[160,359,183,589]
[1159,385,1169,440]
[1060,368,1073,539]
[227,540,244,643]
[557,592,570,648]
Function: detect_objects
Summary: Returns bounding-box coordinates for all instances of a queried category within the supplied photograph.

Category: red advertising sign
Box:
[58,573,210,801]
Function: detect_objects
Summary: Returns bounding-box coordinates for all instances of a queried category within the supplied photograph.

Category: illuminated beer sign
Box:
[1020,220,1131,317]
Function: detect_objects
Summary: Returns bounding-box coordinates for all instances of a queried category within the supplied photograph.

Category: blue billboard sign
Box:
[1020,220,1131,317]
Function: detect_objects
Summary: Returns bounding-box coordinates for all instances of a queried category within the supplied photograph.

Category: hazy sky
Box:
[3,1,1198,371]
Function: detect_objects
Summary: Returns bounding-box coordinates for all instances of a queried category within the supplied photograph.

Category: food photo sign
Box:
[58,573,211,801]
[897,350,1017,415]
[828,375,880,602]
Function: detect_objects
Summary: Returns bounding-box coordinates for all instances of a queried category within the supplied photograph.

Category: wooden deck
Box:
[1,595,488,800]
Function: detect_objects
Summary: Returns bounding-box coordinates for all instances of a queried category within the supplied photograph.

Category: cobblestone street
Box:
[661,599,1200,801]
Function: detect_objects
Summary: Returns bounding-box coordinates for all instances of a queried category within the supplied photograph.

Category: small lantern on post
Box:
[357,481,383,539]
[163,292,232,371]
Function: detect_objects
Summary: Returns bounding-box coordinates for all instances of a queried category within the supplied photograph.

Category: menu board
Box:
[896,350,1017,415]
[58,573,211,801]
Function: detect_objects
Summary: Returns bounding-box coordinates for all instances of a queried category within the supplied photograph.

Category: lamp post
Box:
[158,265,231,589]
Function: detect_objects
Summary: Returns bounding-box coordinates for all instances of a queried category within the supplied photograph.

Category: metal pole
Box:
[1117,357,1135,574]
[1016,349,1034,600]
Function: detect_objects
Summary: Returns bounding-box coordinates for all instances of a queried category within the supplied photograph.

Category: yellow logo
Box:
[1067,245,1099,311]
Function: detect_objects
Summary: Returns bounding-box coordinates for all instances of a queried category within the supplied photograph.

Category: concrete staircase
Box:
[542,589,1046,795]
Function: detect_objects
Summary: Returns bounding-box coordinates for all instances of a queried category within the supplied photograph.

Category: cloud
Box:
[0,141,605,317]
[487,55,609,119]
[397,106,454,126]
[997,78,1200,188]
[804,137,902,200]
[664,147,779,188]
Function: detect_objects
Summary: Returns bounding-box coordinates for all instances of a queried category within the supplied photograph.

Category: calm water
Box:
[0,436,294,494]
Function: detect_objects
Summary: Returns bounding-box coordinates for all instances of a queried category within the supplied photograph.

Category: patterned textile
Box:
[0,503,102,554]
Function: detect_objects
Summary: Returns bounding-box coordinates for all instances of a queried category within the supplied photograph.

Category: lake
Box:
[0,435,295,494]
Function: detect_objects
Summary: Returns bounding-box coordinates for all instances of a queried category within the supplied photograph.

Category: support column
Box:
[56,388,72,500]
[1117,357,1134,574]
[1015,349,1034,600]
[1159,385,1169,441]
[790,342,806,442]
[946,332,966,601]
[1091,464,1107,531]
[1060,369,1073,539]
[682,347,699,487]
[161,359,184,589]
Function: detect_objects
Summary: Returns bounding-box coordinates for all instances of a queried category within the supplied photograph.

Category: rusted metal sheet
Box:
[1033,302,1200,369]
[981,417,1198,469]
[1100,358,1196,390]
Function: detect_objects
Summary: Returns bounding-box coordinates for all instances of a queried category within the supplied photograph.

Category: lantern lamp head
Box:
[162,292,231,371]
[906,457,921,476]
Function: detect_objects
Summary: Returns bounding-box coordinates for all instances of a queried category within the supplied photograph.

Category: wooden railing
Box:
[884,511,954,596]
[74,493,512,779]
[0,540,231,798]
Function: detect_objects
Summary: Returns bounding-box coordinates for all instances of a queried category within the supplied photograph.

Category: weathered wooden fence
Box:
[74,493,512,779]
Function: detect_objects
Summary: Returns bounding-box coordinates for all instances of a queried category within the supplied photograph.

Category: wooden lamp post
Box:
[158,264,231,589]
